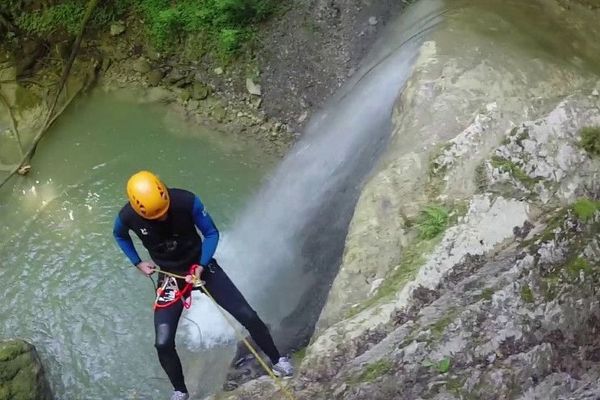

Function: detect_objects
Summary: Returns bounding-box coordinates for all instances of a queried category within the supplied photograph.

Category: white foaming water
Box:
[181,292,236,348]
[182,1,446,350]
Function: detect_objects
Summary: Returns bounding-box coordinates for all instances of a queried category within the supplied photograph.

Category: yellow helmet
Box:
[126,171,170,220]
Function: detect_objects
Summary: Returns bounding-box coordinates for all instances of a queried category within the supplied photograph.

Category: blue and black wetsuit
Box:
[113,188,280,394]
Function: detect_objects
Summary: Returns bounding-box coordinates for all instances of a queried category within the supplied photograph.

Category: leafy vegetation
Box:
[579,126,600,157]
[572,197,600,221]
[566,257,592,279]
[422,357,452,374]
[347,203,464,318]
[136,0,276,55]
[417,205,449,240]
[2,0,129,36]
[1,0,277,56]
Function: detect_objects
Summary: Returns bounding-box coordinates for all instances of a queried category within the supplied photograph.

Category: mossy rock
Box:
[0,340,53,400]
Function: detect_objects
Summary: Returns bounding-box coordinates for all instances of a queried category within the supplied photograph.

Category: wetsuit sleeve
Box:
[112,215,142,266]
[192,196,220,266]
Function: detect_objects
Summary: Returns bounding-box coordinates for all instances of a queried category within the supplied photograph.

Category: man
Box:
[113,171,293,400]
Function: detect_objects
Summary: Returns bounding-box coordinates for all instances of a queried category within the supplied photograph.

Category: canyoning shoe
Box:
[272,356,294,377]
[169,391,189,400]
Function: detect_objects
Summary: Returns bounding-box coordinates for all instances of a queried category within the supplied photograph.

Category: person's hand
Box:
[136,261,155,276]
[185,265,204,285]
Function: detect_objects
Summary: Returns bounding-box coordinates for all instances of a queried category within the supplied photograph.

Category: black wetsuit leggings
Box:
[154,261,281,393]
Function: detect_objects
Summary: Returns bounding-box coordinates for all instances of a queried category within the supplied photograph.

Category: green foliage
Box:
[566,257,592,279]
[417,205,449,240]
[8,0,131,36]
[572,197,600,221]
[4,0,276,55]
[579,126,600,157]
[422,357,452,374]
[354,360,393,383]
[218,28,243,55]
[137,0,277,54]
[16,2,85,35]
[474,162,489,193]
[436,357,451,373]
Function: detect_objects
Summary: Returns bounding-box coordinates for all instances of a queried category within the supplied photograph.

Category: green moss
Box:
[520,285,534,303]
[353,360,393,383]
[12,1,128,37]
[347,237,441,318]
[579,126,600,157]
[474,162,489,193]
[479,288,495,301]
[291,347,307,365]
[0,340,45,400]
[572,197,600,221]
[446,377,465,395]
[429,310,458,339]
[0,384,9,399]
[10,368,39,399]
[490,156,539,188]
[0,341,29,363]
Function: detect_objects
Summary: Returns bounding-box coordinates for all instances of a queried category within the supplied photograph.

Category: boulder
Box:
[245,78,262,96]
[146,69,164,86]
[109,22,126,36]
[132,58,151,74]
[192,81,210,100]
[0,339,53,400]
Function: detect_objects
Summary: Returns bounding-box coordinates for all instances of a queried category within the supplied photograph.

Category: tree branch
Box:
[0,0,99,189]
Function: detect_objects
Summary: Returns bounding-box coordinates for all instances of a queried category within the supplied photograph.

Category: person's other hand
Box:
[185,265,204,284]
[136,261,155,276]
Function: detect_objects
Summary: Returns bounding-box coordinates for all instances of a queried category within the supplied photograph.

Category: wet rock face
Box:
[216,0,600,398]
[0,339,53,400]
[222,203,600,400]
[482,99,600,203]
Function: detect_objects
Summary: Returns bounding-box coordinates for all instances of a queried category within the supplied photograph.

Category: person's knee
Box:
[154,323,176,352]
[237,306,262,329]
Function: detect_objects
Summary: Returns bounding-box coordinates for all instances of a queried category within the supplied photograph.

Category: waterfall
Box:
[185,0,445,350]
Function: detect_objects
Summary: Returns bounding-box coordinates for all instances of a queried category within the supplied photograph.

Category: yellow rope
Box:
[152,269,298,400]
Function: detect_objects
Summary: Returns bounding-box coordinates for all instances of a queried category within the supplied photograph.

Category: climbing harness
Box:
[153,265,197,310]
[151,266,298,400]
